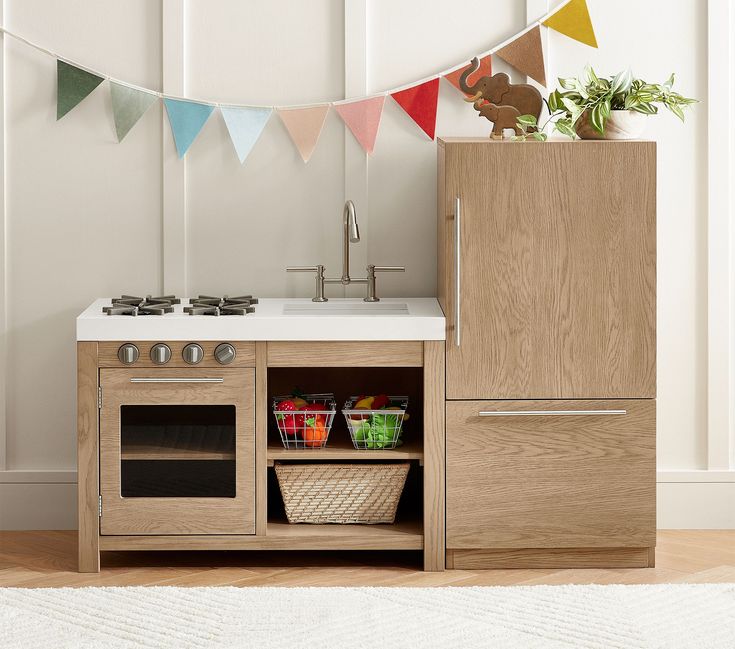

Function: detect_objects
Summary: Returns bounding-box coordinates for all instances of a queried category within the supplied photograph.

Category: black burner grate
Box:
[103,295,180,316]
[184,295,258,316]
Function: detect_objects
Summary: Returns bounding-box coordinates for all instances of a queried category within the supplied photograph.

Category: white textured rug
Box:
[1,584,734,648]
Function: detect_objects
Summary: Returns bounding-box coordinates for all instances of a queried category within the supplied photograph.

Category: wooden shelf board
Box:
[267,438,423,466]
[99,518,423,551]
[121,446,235,461]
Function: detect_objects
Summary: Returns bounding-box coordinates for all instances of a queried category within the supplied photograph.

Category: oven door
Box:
[99,368,255,535]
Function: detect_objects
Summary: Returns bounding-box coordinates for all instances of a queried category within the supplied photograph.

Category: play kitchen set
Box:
[77,140,656,572]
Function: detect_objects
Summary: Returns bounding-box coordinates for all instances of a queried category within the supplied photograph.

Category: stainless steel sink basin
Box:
[282,302,410,316]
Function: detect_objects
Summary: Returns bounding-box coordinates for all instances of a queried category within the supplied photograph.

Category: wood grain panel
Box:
[446,399,656,549]
[449,547,652,569]
[267,438,423,465]
[99,368,255,535]
[99,519,423,551]
[266,341,423,367]
[423,340,445,571]
[436,142,447,316]
[255,342,268,536]
[439,140,656,399]
[77,342,100,573]
[98,341,255,368]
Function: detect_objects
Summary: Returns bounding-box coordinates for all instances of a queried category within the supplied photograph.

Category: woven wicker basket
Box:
[274,462,409,524]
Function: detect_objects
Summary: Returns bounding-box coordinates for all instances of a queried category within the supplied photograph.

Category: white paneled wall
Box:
[0,0,729,529]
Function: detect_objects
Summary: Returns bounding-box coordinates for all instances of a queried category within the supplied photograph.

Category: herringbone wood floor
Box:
[0,530,733,587]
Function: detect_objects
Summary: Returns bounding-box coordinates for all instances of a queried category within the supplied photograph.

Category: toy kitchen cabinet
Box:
[437,139,657,569]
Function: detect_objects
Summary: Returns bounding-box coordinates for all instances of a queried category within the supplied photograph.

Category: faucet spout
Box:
[341,200,359,283]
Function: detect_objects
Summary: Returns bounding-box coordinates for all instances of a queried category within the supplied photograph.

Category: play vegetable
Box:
[275,399,299,437]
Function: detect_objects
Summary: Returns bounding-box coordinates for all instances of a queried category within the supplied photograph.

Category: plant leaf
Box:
[668,103,686,122]
[554,118,576,138]
[516,114,538,127]
[531,131,548,141]
[610,69,633,95]
[561,97,584,122]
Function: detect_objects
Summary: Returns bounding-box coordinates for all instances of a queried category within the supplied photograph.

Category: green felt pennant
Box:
[110,82,158,141]
[57,60,104,120]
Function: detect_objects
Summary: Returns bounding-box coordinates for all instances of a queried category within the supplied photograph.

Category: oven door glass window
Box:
[120,405,236,498]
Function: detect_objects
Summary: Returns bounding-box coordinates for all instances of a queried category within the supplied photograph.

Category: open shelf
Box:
[267,437,423,466]
[265,517,423,550]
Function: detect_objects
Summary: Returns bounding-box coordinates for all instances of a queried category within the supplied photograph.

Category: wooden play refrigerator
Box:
[437,138,657,569]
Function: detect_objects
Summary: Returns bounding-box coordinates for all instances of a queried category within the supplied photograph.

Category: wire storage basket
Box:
[342,396,409,450]
[272,393,337,449]
[274,462,410,524]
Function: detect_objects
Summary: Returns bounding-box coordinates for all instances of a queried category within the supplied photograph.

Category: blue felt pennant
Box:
[220,106,272,164]
[163,98,215,158]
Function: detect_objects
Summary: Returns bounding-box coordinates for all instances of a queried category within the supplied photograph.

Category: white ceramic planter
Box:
[575,109,647,140]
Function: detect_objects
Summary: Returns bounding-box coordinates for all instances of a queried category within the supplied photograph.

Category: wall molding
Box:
[707,0,735,470]
[162,0,187,296]
[0,0,6,472]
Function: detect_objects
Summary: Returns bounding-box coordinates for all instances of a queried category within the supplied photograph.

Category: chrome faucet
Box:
[340,200,360,284]
[287,201,404,302]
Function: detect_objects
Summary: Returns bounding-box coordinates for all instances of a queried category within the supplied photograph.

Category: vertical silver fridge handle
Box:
[454,196,461,347]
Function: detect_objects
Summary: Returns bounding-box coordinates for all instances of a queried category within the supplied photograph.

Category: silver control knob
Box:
[214,343,236,365]
[117,343,139,365]
[182,343,204,365]
[150,343,172,365]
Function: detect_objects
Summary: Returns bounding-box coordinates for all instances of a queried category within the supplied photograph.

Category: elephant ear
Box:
[493,73,511,95]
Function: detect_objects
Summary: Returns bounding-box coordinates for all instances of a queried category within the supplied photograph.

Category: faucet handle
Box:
[364,265,405,302]
[286,264,328,302]
[371,266,405,273]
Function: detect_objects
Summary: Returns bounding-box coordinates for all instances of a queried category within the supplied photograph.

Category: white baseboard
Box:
[1,470,734,531]
[0,482,77,530]
[657,480,735,529]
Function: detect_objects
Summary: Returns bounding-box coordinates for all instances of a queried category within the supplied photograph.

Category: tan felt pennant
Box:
[494,25,546,87]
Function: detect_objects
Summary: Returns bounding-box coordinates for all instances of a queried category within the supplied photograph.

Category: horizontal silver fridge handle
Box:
[130,378,224,384]
[478,409,627,417]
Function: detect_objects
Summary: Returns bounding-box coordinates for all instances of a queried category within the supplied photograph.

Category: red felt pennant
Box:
[391,78,440,140]
[444,56,492,96]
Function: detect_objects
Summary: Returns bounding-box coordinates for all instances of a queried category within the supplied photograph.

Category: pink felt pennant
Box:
[277,105,330,162]
[334,96,385,154]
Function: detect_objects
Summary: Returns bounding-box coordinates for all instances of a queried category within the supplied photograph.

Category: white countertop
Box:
[76,298,446,341]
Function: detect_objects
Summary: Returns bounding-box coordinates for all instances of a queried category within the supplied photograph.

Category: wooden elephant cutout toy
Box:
[473,101,522,139]
[459,58,543,138]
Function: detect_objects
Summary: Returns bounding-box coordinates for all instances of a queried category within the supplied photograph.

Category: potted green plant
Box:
[515,67,697,140]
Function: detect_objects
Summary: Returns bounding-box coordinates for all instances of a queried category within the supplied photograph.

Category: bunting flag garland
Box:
[110,82,157,142]
[444,55,492,96]
[9,0,597,160]
[277,105,330,163]
[220,106,272,164]
[391,78,440,140]
[163,98,215,158]
[543,0,597,48]
[56,61,104,120]
[334,96,385,155]
[494,25,546,86]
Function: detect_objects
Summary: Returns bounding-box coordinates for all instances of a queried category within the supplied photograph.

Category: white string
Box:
[0,0,571,109]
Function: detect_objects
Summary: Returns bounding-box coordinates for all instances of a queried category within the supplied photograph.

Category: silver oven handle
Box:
[478,409,627,417]
[454,196,461,347]
[130,378,224,384]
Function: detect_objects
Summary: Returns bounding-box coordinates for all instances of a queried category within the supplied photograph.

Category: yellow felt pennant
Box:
[543,0,598,48]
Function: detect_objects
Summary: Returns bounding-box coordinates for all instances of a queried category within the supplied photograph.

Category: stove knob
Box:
[182,343,204,365]
[150,343,171,365]
[117,343,139,365]
[214,343,236,365]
